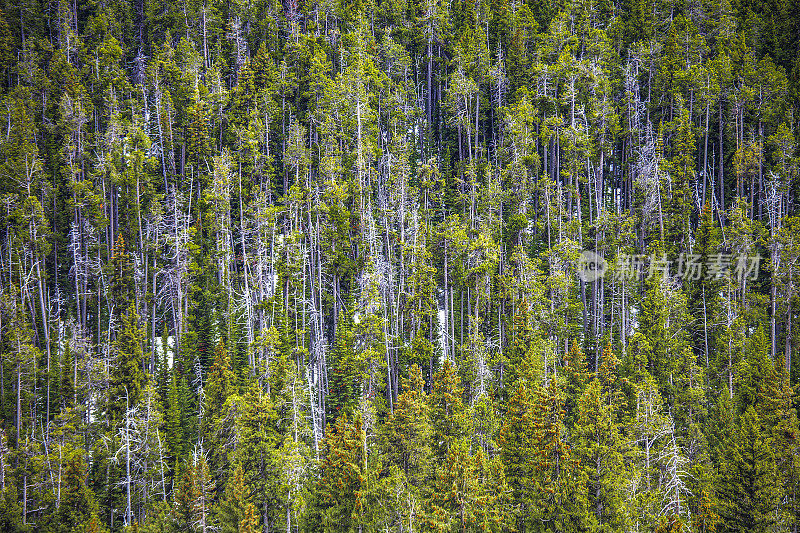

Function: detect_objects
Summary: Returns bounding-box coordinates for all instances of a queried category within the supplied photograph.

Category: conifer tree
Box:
[59,346,75,410]
[235,385,279,530]
[305,413,366,532]
[326,312,364,422]
[562,339,591,428]
[238,503,259,533]
[687,201,722,365]
[424,438,507,532]
[165,369,187,471]
[735,326,772,415]
[55,457,99,533]
[530,379,589,531]
[497,373,537,527]
[382,365,432,487]
[501,301,539,398]
[499,375,589,531]
[428,360,469,462]
[666,104,697,254]
[109,236,133,322]
[0,482,28,533]
[107,304,146,426]
[574,378,631,531]
[717,406,779,533]
[202,340,237,480]
[217,463,254,533]
[757,358,800,530]
[0,0,800,531]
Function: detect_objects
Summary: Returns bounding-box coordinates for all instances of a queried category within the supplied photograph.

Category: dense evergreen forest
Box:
[1,0,800,530]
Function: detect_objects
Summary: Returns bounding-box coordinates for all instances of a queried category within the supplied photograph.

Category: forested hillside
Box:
[0,0,800,530]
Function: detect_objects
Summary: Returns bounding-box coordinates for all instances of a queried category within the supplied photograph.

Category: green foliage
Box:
[107,304,146,426]
[216,463,254,533]
[0,1,799,531]
[562,339,590,428]
[429,360,469,461]
[327,313,364,421]
[574,378,631,531]
[382,365,432,486]
[58,457,98,531]
[718,406,779,532]
[306,413,367,532]
[0,484,29,533]
[499,377,588,531]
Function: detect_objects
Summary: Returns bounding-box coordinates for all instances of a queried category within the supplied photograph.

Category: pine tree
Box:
[734,326,772,415]
[499,376,589,531]
[203,340,236,427]
[326,310,364,422]
[174,460,196,532]
[109,236,133,321]
[178,450,216,533]
[757,358,800,530]
[107,304,146,426]
[235,385,279,530]
[0,483,27,533]
[305,412,366,532]
[55,456,99,533]
[424,438,507,532]
[187,95,211,174]
[497,375,536,527]
[59,345,75,410]
[217,463,253,533]
[502,301,542,398]
[238,503,259,533]
[687,202,723,368]
[84,514,108,533]
[1,0,800,530]
[665,104,697,254]
[428,360,468,462]
[529,379,589,531]
[717,406,779,532]
[562,339,591,428]
[165,368,188,471]
[382,365,432,487]
[574,378,631,531]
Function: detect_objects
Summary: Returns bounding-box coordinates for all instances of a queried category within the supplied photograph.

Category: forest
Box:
[0,0,799,530]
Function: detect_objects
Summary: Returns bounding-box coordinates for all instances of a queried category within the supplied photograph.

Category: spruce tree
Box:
[428,360,468,462]
[757,358,800,530]
[59,345,75,410]
[382,365,432,487]
[306,412,366,532]
[55,456,101,533]
[718,406,779,533]
[107,304,146,426]
[217,463,253,533]
[109,236,133,322]
[0,483,28,533]
[562,339,591,429]
[574,378,631,531]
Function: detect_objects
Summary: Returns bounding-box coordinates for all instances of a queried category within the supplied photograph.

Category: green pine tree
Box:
[717,406,779,533]
[217,463,253,533]
[107,304,146,426]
